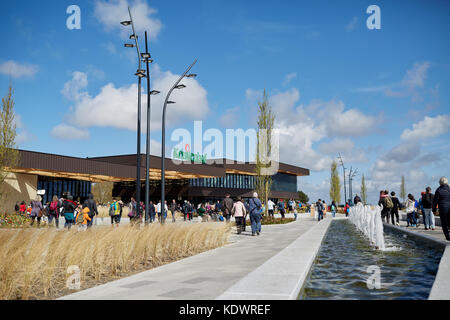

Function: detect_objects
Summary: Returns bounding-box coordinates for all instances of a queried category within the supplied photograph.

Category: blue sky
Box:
[0,0,449,204]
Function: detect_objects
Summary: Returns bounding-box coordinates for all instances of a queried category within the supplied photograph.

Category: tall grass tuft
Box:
[0,223,230,300]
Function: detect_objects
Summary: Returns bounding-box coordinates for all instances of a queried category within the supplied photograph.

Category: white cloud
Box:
[94,0,162,41]
[218,106,240,128]
[400,115,450,141]
[14,115,34,144]
[305,99,380,137]
[345,17,358,31]
[0,60,39,78]
[61,71,88,101]
[401,61,430,89]
[59,64,209,132]
[245,88,263,102]
[51,124,90,140]
[356,62,432,102]
[282,72,297,86]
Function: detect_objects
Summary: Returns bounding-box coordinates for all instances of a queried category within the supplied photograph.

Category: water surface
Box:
[300,219,444,300]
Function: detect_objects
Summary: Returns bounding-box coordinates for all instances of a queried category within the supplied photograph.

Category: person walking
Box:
[109,199,120,227]
[222,194,234,223]
[30,196,43,227]
[48,195,61,228]
[433,177,450,241]
[322,200,327,217]
[249,192,262,236]
[232,196,247,234]
[170,199,178,223]
[316,199,324,221]
[129,197,137,223]
[147,200,156,223]
[277,199,286,219]
[118,200,124,224]
[83,193,98,228]
[76,206,91,231]
[62,195,77,230]
[405,194,417,227]
[182,200,189,221]
[198,203,206,222]
[390,191,401,226]
[331,201,337,218]
[354,194,362,205]
[344,201,350,217]
[267,199,275,218]
[422,187,435,230]
[379,190,393,224]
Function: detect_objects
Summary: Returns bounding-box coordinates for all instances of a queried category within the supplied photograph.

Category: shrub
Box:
[0,223,230,299]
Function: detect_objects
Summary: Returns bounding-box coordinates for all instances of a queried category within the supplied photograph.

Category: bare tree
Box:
[0,83,19,203]
[400,175,406,203]
[329,160,341,204]
[361,174,367,204]
[91,181,114,205]
[255,89,275,213]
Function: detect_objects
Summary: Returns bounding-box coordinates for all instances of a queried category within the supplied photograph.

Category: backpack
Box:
[76,211,84,224]
[109,202,116,216]
[384,196,393,209]
[278,202,284,210]
[50,201,58,212]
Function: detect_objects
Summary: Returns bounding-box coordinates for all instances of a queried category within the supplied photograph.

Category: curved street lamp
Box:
[160,59,197,223]
[121,6,145,219]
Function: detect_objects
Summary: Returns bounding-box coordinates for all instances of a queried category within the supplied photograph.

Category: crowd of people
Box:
[14,193,99,230]
[374,177,450,241]
[13,191,309,236]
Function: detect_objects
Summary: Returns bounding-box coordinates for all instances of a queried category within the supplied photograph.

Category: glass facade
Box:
[271,172,297,192]
[37,176,91,204]
[189,172,297,193]
[189,173,256,190]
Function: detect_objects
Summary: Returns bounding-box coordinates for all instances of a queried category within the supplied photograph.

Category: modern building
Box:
[0,149,309,209]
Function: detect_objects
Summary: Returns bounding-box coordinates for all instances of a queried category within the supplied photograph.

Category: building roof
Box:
[9,150,309,182]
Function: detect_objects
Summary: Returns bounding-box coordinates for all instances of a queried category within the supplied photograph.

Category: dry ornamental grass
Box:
[0,223,230,300]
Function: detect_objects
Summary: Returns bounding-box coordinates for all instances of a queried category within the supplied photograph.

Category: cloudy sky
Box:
[0,0,449,204]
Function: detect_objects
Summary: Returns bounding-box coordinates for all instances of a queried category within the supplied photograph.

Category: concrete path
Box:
[392,219,448,242]
[60,215,319,300]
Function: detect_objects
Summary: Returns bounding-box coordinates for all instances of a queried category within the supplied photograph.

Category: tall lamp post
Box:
[160,59,197,224]
[121,6,146,218]
[348,167,358,204]
[338,153,347,206]
[141,31,160,224]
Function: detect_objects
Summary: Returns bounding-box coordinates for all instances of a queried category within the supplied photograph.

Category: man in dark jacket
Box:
[433,177,450,241]
[316,199,324,221]
[354,195,362,205]
[170,199,178,223]
[83,193,98,228]
[390,191,401,226]
[222,194,234,223]
[62,195,77,230]
[422,187,435,230]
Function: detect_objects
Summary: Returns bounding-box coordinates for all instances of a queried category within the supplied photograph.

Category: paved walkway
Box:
[60,215,319,300]
[392,219,448,242]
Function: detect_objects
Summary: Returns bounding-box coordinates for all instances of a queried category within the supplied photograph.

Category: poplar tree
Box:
[0,83,19,202]
[400,175,406,203]
[255,89,275,214]
[361,174,367,204]
[92,181,114,205]
[329,160,341,204]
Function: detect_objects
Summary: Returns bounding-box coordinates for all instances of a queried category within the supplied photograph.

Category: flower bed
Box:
[0,213,31,228]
